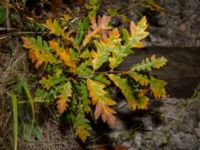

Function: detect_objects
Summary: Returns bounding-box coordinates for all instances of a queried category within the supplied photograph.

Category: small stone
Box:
[108,130,129,142]
[134,132,142,148]
[115,117,126,130]
[143,132,153,140]
[180,23,187,32]
[179,132,185,138]
[159,103,177,120]
[122,141,132,148]
[171,133,198,149]
[141,116,153,131]
[178,124,193,133]
[194,128,200,138]
[152,132,168,148]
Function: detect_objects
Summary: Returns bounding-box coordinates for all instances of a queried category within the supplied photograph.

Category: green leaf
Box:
[107,6,120,16]
[150,76,167,98]
[77,60,93,78]
[39,70,65,90]
[129,72,150,86]
[131,55,167,72]
[108,74,149,110]
[123,16,149,48]
[74,17,89,48]
[22,36,57,68]
[22,36,50,51]
[91,40,110,70]
[80,49,91,58]
[129,72,167,98]
[85,0,101,19]
[92,74,111,85]
[74,113,92,142]
[45,19,64,37]
[75,81,91,113]
[56,81,73,113]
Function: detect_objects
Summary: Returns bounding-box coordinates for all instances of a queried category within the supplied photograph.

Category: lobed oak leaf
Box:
[22,36,57,68]
[122,16,149,49]
[56,81,72,113]
[91,41,110,70]
[129,72,150,86]
[45,19,64,37]
[131,55,167,72]
[82,15,111,47]
[74,113,92,142]
[129,72,167,99]
[150,76,167,98]
[39,71,65,90]
[87,79,116,127]
[75,81,92,113]
[49,40,77,73]
[108,74,149,110]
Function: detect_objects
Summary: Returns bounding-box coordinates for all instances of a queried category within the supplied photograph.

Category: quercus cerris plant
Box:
[22,15,167,142]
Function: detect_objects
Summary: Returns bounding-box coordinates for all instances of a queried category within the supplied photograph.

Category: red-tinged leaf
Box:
[82,15,111,47]
[22,36,57,68]
[122,16,149,48]
[87,79,116,127]
[56,81,72,113]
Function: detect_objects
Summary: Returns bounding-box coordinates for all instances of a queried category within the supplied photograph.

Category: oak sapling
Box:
[22,15,167,142]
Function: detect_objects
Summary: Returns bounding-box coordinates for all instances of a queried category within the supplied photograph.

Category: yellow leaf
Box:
[108,74,149,110]
[74,113,92,142]
[22,36,57,68]
[75,126,90,143]
[129,72,150,86]
[87,79,116,127]
[45,19,64,37]
[56,81,72,113]
[49,40,77,73]
[150,76,167,98]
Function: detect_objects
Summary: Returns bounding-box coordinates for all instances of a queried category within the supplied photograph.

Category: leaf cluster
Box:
[22,14,167,142]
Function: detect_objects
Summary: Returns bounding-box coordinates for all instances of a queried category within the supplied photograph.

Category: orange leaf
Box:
[82,15,111,47]
[56,81,72,113]
[87,79,116,127]
[49,40,77,73]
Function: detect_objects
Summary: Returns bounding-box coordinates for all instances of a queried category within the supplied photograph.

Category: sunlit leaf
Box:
[131,55,167,72]
[45,19,64,37]
[49,39,77,73]
[150,76,167,98]
[123,16,149,48]
[91,40,110,70]
[82,15,111,47]
[129,72,150,86]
